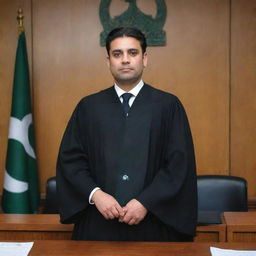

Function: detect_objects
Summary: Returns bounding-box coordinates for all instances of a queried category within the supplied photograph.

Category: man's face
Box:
[107,37,147,88]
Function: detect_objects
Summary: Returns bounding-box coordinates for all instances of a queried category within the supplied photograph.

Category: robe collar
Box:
[103,83,152,110]
[114,80,144,98]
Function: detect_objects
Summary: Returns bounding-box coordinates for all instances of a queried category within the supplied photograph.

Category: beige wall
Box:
[0,0,255,196]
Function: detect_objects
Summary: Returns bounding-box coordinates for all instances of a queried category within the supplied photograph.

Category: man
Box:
[56,27,197,241]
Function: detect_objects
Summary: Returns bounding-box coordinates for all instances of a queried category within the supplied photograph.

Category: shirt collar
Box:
[114,80,144,98]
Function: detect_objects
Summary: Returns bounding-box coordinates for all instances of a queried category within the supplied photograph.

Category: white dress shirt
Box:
[114,79,144,106]
[88,80,144,204]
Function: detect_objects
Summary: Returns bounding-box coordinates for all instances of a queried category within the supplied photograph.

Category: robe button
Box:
[122,175,129,181]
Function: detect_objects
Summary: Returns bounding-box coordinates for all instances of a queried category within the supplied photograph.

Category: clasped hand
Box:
[92,190,147,225]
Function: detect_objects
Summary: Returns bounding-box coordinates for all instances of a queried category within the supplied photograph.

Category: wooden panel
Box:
[230,0,256,196]
[232,233,256,243]
[3,0,256,198]
[196,225,226,242]
[224,212,256,242]
[195,224,226,242]
[0,214,73,230]
[0,213,226,242]
[145,0,230,173]
[21,241,256,255]
[0,231,71,240]
[248,197,256,211]
[0,214,72,240]
[31,0,230,194]
[32,0,108,192]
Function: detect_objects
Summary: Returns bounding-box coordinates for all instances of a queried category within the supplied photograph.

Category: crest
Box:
[99,0,167,46]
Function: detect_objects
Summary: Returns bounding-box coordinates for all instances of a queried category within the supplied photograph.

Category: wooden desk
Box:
[224,212,256,242]
[0,214,73,240]
[195,224,226,242]
[26,241,256,255]
[0,214,225,242]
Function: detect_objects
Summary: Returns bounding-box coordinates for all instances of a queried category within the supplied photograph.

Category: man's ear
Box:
[143,52,148,68]
[106,55,110,67]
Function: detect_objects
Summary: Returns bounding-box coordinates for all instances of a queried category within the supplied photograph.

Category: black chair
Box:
[44,176,59,213]
[197,175,248,225]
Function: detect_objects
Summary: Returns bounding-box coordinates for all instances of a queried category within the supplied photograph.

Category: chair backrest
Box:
[197,175,248,213]
[44,176,59,214]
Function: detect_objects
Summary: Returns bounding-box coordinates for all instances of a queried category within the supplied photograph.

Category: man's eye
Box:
[129,50,138,56]
[113,52,121,57]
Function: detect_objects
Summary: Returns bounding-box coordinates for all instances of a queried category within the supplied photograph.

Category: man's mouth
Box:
[119,68,133,72]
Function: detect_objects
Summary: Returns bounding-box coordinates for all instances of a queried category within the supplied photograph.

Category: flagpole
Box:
[17,7,24,33]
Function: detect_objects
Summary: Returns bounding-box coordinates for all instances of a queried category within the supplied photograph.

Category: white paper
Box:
[211,246,256,256]
[0,242,34,256]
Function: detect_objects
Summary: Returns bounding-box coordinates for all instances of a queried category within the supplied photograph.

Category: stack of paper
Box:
[0,242,34,256]
[211,246,256,256]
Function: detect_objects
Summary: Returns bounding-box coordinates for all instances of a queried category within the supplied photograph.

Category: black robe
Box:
[56,84,197,241]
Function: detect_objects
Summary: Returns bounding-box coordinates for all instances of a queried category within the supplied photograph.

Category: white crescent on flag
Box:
[4,170,28,193]
[4,113,35,193]
[8,114,36,159]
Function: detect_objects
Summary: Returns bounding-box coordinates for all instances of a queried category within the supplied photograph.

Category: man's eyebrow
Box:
[111,49,122,53]
[111,48,139,52]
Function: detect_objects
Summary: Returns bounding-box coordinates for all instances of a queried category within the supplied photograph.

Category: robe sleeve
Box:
[136,97,198,236]
[56,101,97,224]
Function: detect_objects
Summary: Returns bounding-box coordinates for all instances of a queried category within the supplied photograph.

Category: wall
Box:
[0,0,255,197]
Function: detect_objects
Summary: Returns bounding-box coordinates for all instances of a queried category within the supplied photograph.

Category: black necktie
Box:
[121,93,133,117]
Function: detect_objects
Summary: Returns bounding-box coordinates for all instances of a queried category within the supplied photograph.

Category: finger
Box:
[107,211,115,219]
[128,218,136,226]
[116,205,125,217]
[134,218,141,225]
[123,214,132,224]
[111,207,120,218]
[102,212,109,220]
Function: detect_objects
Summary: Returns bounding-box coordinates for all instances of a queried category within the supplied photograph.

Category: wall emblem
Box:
[99,0,167,46]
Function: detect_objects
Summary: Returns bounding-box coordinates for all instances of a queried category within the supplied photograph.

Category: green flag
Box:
[2,31,40,213]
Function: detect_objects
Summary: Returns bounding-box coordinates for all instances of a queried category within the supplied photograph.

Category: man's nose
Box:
[122,53,130,64]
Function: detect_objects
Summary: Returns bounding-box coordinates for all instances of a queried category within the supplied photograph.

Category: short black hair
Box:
[105,27,147,55]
